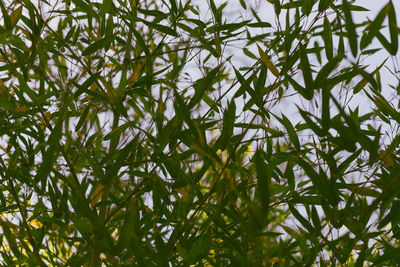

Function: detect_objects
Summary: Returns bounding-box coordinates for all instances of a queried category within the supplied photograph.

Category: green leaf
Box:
[220,100,236,149]
[275,113,300,151]
[302,0,314,15]
[321,87,330,133]
[343,0,358,57]
[188,65,220,109]
[387,2,398,55]
[138,8,167,18]
[0,1,10,30]
[288,204,314,233]
[71,0,98,18]
[139,18,178,37]
[297,107,325,137]
[0,221,20,257]
[311,206,321,231]
[273,0,281,15]
[287,74,313,100]
[122,18,149,54]
[248,22,272,28]
[314,55,341,89]
[75,104,91,132]
[353,59,386,93]
[35,112,64,190]
[254,66,267,100]
[99,0,113,16]
[322,16,333,60]
[104,122,130,140]
[82,38,108,56]
[318,0,334,12]
[299,46,314,94]
[360,3,388,50]
[233,68,255,98]
[254,150,270,215]
[297,158,339,206]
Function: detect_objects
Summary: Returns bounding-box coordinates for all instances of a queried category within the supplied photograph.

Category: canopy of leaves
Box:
[0,0,399,266]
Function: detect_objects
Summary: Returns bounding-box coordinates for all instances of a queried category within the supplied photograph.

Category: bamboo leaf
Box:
[90,183,106,207]
[287,74,313,100]
[257,44,280,76]
[318,0,334,12]
[322,16,333,60]
[343,0,358,57]
[353,59,386,93]
[188,65,220,109]
[139,18,178,37]
[299,46,314,94]
[314,55,341,89]
[288,204,314,233]
[104,123,130,140]
[35,112,64,190]
[254,150,270,215]
[71,0,98,18]
[220,100,236,149]
[321,86,330,133]
[82,38,108,56]
[99,0,113,16]
[275,114,300,151]
[9,6,22,27]
[360,3,388,50]
[298,108,325,137]
[0,221,20,257]
[75,104,91,132]
[387,1,398,55]
[0,1,10,30]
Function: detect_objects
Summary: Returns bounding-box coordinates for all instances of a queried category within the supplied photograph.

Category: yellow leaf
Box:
[91,183,106,207]
[353,244,364,250]
[16,106,29,112]
[17,26,30,40]
[265,257,281,263]
[60,56,66,67]
[257,44,280,76]
[128,63,143,86]
[10,6,22,26]
[29,218,42,229]
[379,150,394,167]
[175,187,190,201]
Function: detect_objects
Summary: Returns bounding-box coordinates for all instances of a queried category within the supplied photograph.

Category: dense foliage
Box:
[0,0,400,265]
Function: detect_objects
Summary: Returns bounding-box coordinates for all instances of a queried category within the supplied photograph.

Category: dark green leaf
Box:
[343,0,358,57]
[99,0,113,16]
[360,3,388,50]
[71,0,98,18]
[188,65,220,109]
[318,0,334,12]
[314,55,341,89]
[275,114,300,151]
[82,38,108,56]
[387,2,398,55]
[220,100,236,149]
[35,112,64,190]
[322,16,333,60]
[299,46,314,94]
[254,150,270,215]
[139,18,178,37]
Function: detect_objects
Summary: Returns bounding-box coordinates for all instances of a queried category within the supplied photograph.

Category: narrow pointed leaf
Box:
[254,150,270,215]
[257,44,280,76]
[322,16,333,60]
[387,2,398,55]
[343,0,358,57]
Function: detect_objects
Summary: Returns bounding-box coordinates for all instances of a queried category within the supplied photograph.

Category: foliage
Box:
[0,0,399,266]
